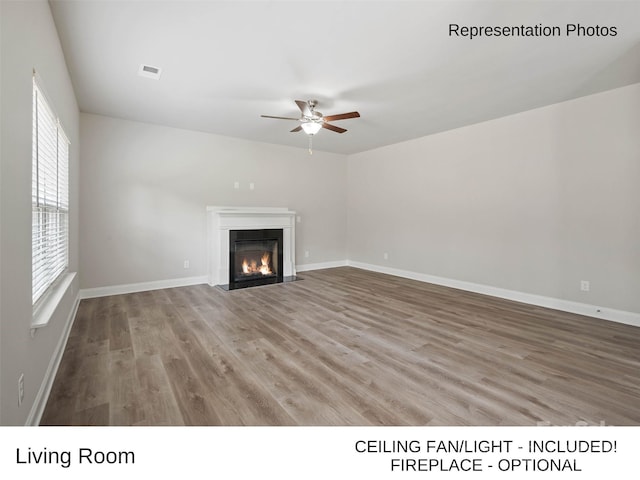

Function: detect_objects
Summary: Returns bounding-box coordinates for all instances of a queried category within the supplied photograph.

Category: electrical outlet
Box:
[18,374,24,406]
[383,252,389,260]
[580,280,590,292]
[234,181,239,189]
[183,260,190,269]
[296,216,301,223]
[249,182,255,190]
[304,250,309,258]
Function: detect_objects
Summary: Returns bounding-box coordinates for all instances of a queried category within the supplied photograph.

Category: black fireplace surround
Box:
[228,229,283,290]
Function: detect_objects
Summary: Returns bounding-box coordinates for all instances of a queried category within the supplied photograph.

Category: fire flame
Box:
[241,253,272,276]
[259,252,271,274]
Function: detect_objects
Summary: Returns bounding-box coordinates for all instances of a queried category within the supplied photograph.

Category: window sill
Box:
[31,271,77,332]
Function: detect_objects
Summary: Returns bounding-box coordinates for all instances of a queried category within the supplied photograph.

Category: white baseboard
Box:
[27,292,80,426]
[33,261,635,426]
[296,260,349,272]
[80,275,209,299]
[77,264,640,328]
[347,261,640,328]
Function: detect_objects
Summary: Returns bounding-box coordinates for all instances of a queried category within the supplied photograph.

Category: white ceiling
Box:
[49,0,640,154]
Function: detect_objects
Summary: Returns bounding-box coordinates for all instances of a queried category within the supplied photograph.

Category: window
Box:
[32,75,69,305]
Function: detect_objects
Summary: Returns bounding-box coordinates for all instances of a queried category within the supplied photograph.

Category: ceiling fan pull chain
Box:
[308,135,313,155]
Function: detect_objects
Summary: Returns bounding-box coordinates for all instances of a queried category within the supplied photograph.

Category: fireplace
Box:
[229,229,283,289]
[207,206,296,289]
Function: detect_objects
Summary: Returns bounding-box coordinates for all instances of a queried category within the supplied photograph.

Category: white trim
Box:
[347,261,640,328]
[29,260,636,426]
[206,206,294,215]
[207,206,296,286]
[296,260,348,272]
[27,293,80,426]
[31,271,77,329]
[75,260,638,327]
[79,275,208,299]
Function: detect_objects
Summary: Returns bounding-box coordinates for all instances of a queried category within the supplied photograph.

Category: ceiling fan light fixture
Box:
[301,121,322,135]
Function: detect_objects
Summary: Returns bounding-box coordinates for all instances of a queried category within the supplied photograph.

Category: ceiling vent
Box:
[138,64,162,80]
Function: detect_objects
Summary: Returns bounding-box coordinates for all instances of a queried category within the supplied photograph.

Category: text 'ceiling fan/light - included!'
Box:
[261,99,360,154]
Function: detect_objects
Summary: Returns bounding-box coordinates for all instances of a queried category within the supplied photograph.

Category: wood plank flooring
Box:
[40,267,640,426]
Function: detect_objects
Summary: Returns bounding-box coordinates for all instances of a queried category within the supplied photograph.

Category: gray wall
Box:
[0,0,80,425]
[79,113,348,289]
[348,83,640,314]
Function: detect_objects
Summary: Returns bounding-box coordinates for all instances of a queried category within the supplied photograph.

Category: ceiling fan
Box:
[261,99,360,136]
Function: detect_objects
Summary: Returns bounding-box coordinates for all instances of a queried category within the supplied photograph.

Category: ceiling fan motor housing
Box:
[307,100,322,120]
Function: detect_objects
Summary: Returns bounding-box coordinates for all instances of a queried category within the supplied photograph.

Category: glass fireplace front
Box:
[229,229,283,289]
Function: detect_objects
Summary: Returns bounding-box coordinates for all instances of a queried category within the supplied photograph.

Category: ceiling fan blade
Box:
[323,111,360,122]
[261,115,300,121]
[295,100,311,117]
[290,125,302,133]
[322,123,347,134]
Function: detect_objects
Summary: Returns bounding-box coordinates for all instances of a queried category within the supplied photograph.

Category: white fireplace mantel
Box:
[206,206,296,286]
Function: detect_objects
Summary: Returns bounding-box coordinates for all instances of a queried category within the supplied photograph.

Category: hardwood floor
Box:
[40,267,640,426]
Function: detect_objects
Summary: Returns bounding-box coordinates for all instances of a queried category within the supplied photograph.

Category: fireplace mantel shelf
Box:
[207,206,296,286]
[207,206,295,216]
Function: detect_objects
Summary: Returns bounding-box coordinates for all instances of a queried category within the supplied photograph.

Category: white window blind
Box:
[32,76,70,305]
